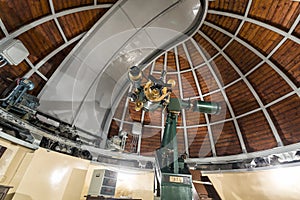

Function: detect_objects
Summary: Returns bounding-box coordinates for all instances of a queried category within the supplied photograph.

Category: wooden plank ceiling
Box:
[0,0,299,159]
[108,0,300,158]
[0,0,116,96]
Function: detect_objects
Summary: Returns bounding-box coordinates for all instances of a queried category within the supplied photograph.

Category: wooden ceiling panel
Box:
[293,22,300,38]
[195,65,219,94]
[140,127,161,156]
[97,0,118,4]
[193,33,218,59]
[38,41,78,79]
[143,108,162,126]
[200,24,231,48]
[185,109,206,126]
[224,40,262,74]
[208,0,249,15]
[187,127,212,158]
[181,71,199,98]
[248,63,293,105]
[153,54,165,72]
[108,119,119,138]
[211,121,242,156]
[176,128,186,156]
[238,22,284,56]
[205,14,242,34]
[124,133,134,153]
[211,55,239,86]
[52,0,93,12]
[271,39,300,87]
[0,0,50,33]
[177,45,191,71]
[249,0,300,32]
[238,111,277,152]
[28,73,47,96]
[267,94,300,145]
[204,91,231,122]
[225,80,260,116]
[166,50,177,72]
[0,61,31,96]
[58,9,108,40]
[141,64,152,80]
[124,101,142,122]
[185,40,205,67]
[112,94,127,120]
[17,20,64,65]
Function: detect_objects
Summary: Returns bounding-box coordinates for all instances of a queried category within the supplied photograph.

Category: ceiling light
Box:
[0,39,29,66]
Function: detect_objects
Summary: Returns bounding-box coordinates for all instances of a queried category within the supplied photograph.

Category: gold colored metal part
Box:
[167,79,176,88]
[162,95,170,112]
[135,101,143,111]
[144,81,170,102]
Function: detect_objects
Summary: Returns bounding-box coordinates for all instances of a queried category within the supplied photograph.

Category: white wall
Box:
[207,165,300,200]
[0,139,154,200]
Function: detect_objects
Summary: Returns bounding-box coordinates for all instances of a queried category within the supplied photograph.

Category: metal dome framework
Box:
[108,0,300,163]
[0,0,299,164]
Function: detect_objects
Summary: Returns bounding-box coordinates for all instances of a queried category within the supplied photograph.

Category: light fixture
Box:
[0,39,29,67]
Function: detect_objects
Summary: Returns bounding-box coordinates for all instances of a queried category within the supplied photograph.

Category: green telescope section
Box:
[192,100,220,114]
[180,99,221,115]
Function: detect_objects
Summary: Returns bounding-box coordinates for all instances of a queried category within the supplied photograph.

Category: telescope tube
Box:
[192,100,221,115]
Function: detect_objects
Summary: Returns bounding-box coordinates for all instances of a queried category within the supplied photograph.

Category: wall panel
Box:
[193,33,218,59]
[177,45,191,71]
[200,25,231,48]
[248,63,293,105]
[195,65,219,94]
[271,39,300,87]
[210,55,240,86]
[238,22,284,56]
[238,111,277,152]
[140,127,161,156]
[52,0,93,12]
[226,80,260,116]
[225,40,262,74]
[249,0,300,32]
[58,9,108,40]
[0,0,50,33]
[211,121,242,156]
[17,20,64,65]
[187,127,212,158]
[208,0,249,15]
[267,94,300,145]
[205,14,242,34]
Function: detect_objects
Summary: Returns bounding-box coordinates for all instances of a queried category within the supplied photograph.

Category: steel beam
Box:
[207,10,300,45]
[0,4,113,45]
[204,21,300,97]
[197,30,284,147]
[175,46,190,157]
[182,42,217,157]
[49,0,68,43]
